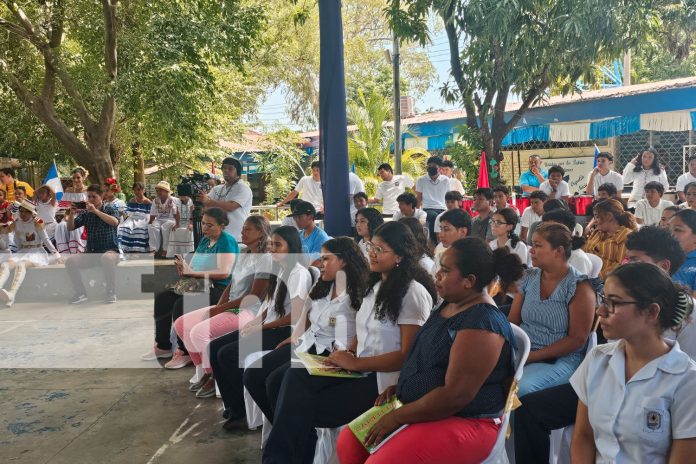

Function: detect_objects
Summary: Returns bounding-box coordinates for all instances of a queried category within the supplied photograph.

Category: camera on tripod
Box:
[177,172,211,207]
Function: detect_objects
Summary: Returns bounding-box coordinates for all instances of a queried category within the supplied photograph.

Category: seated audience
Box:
[683,181,696,210]
[433,208,472,274]
[167,194,195,258]
[355,207,384,259]
[471,187,495,241]
[142,207,237,367]
[291,200,330,266]
[55,166,88,255]
[34,185,58,241]
[540,165,570,201]
[542,209,592,275]
[118,182,152,253]
[351,192,369,227]
[148,181,178,258]
[493,185,517,212]
[509,223,595,396]
[0,167,34,201]
[280,198,302,229]
[622,148,669,207]
[520,190,547,243]
[210,226,312,429]
[583,199,637,280]
[433,191,463,242]
[399,217,435,274]
[393,192,427,224]
[261,221,436,463]
[337,238,524,464]
[571,263,696,463]
[170,216,272,398]
[585,152,623,197]
[634,181,673,226]
[243,237,369,421]
[490,207,527,264]
[676,156,696,203]
[670,209,696,294]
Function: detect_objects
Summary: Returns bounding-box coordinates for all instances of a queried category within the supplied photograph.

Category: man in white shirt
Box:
[348,171,365,225]
[415,156,450,243]
[676,156,696,203]
[370,163,414,216]
[539,165,570,201]
[585,152,624,197]
[199,157,252,241]
[634,181,674,226]
[392,192,427,224]
[520,190,547,243]
[440,159,465,194]
[277,160,323,215]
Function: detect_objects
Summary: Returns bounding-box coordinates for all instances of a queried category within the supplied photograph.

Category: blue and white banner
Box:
[42,161,63,201]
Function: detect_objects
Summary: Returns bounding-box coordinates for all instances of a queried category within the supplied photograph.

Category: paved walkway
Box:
[0,301,263,464]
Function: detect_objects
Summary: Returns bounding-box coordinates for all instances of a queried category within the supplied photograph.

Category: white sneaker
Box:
[141,345,173,361]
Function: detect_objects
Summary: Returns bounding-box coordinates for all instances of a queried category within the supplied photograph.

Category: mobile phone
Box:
[72,201,87,210]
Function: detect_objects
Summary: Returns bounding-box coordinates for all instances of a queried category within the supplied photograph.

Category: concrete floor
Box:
[0,301,263,464]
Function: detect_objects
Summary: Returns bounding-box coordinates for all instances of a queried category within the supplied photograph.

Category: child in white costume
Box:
[148,181,178,258]
[166,195,195,258]
[0,200,62,306]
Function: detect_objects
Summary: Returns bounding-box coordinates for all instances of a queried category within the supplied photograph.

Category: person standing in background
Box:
[371,163,414,217]
[0,167,34,202]
[276,160,324,216]
[415,157,449,244]
[440,159,465,194]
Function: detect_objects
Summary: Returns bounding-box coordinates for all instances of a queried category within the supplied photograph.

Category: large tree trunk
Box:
[132,141,145,184]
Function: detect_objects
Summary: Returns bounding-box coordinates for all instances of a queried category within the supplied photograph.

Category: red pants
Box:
[336,416,500,464]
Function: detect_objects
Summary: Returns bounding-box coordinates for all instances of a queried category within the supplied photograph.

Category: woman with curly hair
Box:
[622,147,669,207]
[243,237,369,421]
[263,221,437,464]
[583,199,637,279]
[354,207,383,259]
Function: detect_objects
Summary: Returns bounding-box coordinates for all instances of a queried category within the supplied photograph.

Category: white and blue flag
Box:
[42,161,64,201]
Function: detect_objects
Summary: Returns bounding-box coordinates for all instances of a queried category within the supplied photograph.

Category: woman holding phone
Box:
[55,166,89,254]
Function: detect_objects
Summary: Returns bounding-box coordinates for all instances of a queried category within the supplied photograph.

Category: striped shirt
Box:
[583,226,632,280]
[519,267,588,359]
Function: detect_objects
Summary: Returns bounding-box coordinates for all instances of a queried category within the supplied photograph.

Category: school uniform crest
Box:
[646,410,663,431]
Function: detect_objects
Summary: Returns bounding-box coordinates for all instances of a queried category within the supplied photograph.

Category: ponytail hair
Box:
[542,208,586,250]
[594,199,637,231]
[448,238,524,292]
[609,262,694,332]
[495,208,521,248]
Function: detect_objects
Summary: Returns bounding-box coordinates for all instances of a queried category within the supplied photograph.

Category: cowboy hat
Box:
[154,181,171,193]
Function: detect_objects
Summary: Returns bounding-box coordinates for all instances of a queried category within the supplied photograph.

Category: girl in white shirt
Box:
[622,148,669,207]
[263,221,437,464]
[354,207,384,260]
[243,237,370,421]
[34,185,57,241]
[571,263,696,463]
[490,207,528,264]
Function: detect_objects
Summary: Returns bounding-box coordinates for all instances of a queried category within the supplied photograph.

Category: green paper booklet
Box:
[348,398,408,454]
[294,352,366,379]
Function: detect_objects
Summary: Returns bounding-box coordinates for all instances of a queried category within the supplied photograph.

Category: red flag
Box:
[477,151,490,188]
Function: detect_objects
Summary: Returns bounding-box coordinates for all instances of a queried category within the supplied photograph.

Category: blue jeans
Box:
[518,353,583,397]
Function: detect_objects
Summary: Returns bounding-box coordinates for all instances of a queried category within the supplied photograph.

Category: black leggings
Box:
[209,326,291,416]
[153,287,224,352]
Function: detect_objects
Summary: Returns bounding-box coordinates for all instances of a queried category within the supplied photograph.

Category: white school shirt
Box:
[419,254,435,275]
[209,181,253,241]
[415,175,449,210]
[294,176,324,210]
[588,170,624,197]
[262,262,312,324]
[676,172,696,193]
[392,208,427,224]
[296,285,357,354]
[540,180,571,199]
[520,206,542,229]
[569,248,593,276]
[622,165,670,204]
[356,280,432,392]
[349,172,365,224]
[376,175,414,215]
[570,340,696,464]
[358,239,369,260]
[634,198,674,227]
[448,176,465,194]
[433,210,446,233]
[489,238,528,265]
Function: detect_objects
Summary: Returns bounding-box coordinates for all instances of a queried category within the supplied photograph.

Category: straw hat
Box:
[154,181,171,193]
[17,199,36,214]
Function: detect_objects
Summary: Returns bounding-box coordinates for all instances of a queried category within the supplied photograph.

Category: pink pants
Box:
[173,306,255,373]
[336,416,500,464]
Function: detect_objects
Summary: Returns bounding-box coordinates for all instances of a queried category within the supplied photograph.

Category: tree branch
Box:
[102,0,118,81]
[441,8,477,129]
[502,68,550,135]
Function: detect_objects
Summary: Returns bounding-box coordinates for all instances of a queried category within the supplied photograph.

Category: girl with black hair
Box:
[354,207,384,259]
[572,263,696,463]
[490,207,527,264]
[243,237,369,422]
[210,226,312,429]
[262,221,436,464]
[623,148,669,206]
[337,238,524,463]
[542,208,593,276]
[398,216,436,275]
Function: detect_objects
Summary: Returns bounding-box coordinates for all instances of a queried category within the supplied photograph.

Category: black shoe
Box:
[222,415,247,431]
[105,292,117,304]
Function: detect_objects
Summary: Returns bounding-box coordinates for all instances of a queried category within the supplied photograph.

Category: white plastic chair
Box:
[242,350,271,431]
[481,324,531,464]
[308,265,321,284]
[313,426,344,464]
[586,254,603,279]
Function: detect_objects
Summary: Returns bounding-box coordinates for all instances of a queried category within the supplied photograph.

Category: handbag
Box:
[167,277,206,296]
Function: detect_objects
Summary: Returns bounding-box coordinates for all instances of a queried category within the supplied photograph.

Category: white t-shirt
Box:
[392,208,427,224]
[419,254,435,275]
[356,280,433,392]
[296,285,356,354]
[281,216,300,230]
[520,206,542,229]
[262,262,312,324]
[294,176,324,210]
[666,306,696,360]
[209,181,253,241]
[376,175,414,215]
[433,210,446,233]
[228,252,273,314]
[415,175,449,210]
[622,165,670,204]
[349,172,366,224]
[570,340,696,464]
[569,248,593,276]
[676,172,696,193]
[635,198,674,227]
[540,180,571,199]
[587,170,624,197]
[489,238,528,265]
[448,177,465,194]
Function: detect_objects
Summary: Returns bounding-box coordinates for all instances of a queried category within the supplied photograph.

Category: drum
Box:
[516,196,531,213]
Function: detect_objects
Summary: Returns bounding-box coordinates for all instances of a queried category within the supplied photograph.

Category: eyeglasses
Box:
[491,220,509,226]
[597,293,643,314]
[365,241,394,255]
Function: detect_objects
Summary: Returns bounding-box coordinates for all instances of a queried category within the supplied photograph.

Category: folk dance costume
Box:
[166,197,194,258]
[55,191,88,254]
[0,205,61,306]
[0,200,13,252]
[147,195,177,254]
[35,200,57,241]
[118,201,151,253]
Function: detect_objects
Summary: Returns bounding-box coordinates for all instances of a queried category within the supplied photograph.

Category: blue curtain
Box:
[588,115,640,139]
[318,0,351,236]
[501,125,550,146]
[691,111,696,130]
[427,134,452,151]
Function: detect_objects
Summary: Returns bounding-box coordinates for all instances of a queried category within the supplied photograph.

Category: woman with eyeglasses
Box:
[262,221,437,464]
[489,207,527,265]
[509,222,595,397]
[571,263,696,463]
[354,207,384,259]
